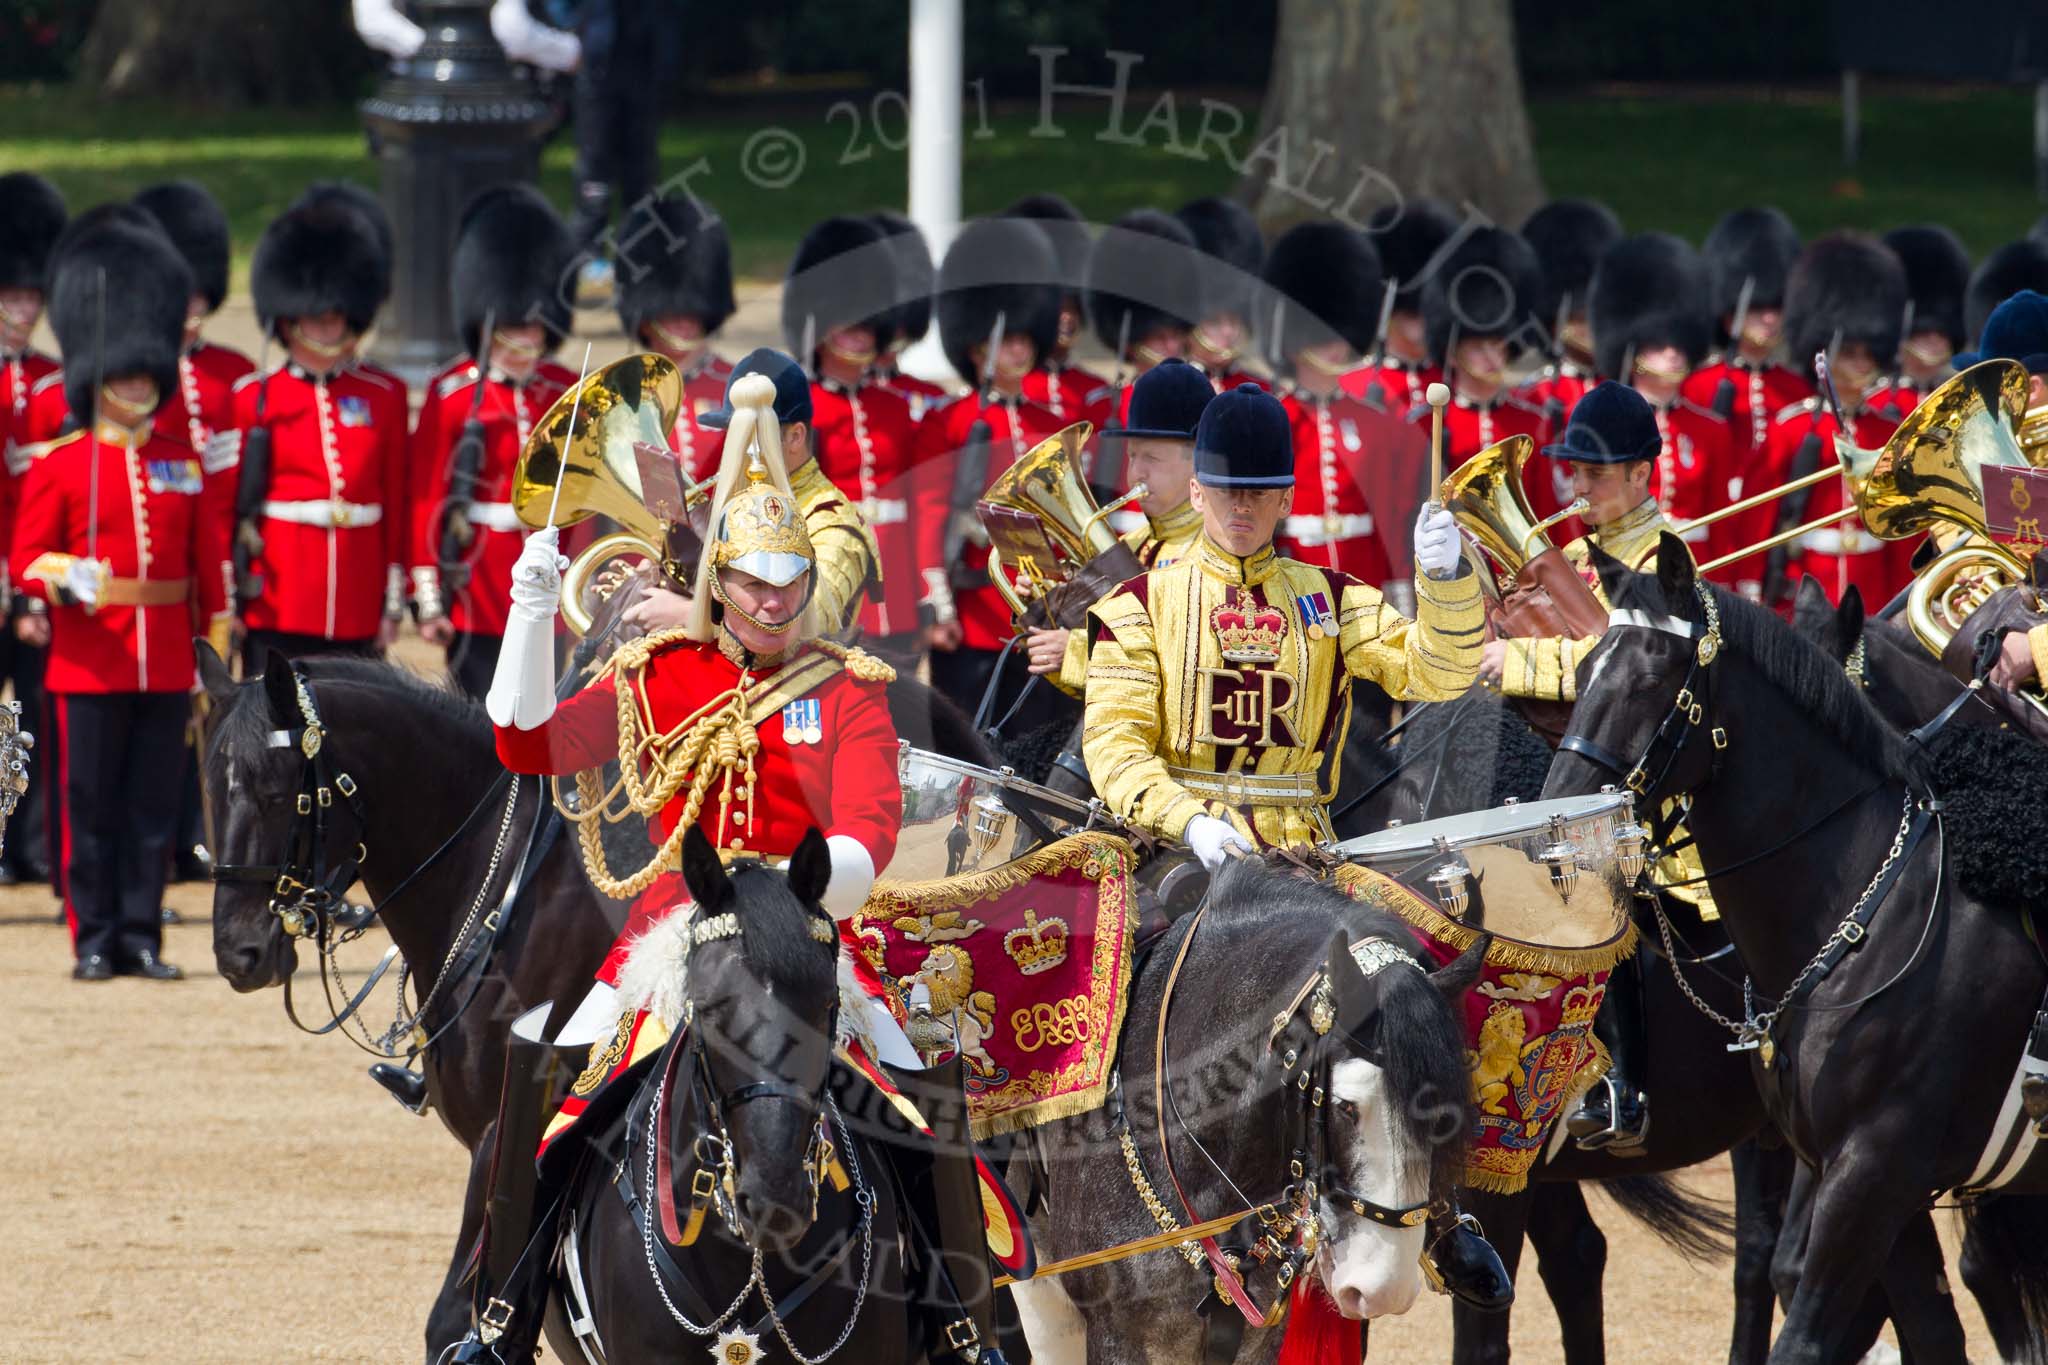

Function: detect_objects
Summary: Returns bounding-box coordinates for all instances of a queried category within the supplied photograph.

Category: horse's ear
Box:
[786,828,831,908]
[1586,542,1631,608]
[1836,584,1866,650]
[194,637,238,706]
[680,826,730,909]
[1790,575,1832,648]
[259,648,297,724]
[1429,933,1490,1002]
[1654,533,1696,605]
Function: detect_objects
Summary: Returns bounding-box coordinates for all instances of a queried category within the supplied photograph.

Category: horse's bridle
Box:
[210,661,371,941]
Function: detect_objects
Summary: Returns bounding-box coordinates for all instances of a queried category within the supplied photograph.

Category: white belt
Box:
[464,501,522,533]
[859,497,908,526]
[265,498,384,529]
[1678,524,1711,544]
[1283,512,1375,545]
[1798,527,1883,556]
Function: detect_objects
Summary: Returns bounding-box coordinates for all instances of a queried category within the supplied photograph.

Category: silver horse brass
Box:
[890,743,1108,883]
[1332,792,1633,950]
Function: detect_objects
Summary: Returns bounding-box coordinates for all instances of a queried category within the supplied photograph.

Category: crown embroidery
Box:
[1002,908,1070,975]
[1211,586,1287,664]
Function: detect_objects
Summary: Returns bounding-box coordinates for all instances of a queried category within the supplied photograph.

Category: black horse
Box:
[1009,852,1487,1363]
[1546,534,2048,1364]
[535,826,918,1364]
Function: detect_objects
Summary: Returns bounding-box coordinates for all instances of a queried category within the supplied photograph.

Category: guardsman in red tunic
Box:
[777,215,923,658]
[0,173,66,886]
[1764,233,1915,609]
[1516,198,1622,443]
[1871,224,1971,421]
[867,209,951,421]
[13,217,230,981]
[1006,192,1113,430]
[1343,198,1457,412]
[1682,207,1811,590]
[613,190,736,486]
[1590,233,1737,577]
[230,196,409,670]
[409,185,578,700]
[1414,227,1549,500]
[1176,195,1267,391]
[920,219,1068,721]
[1081,208,1201,482]
[1263,222,1403,594]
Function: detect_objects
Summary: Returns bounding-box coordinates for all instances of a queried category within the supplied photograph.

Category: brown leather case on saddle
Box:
[1938,582,2048,745]
[1020,543,1145,630]
[1490,548,1612,747]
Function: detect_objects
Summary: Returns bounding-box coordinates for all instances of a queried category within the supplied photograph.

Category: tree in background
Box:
[1242,0,1545,231]
[77,0,372,105]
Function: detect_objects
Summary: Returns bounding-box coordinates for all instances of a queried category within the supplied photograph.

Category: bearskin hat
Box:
[1965,239,2048,344]
[868,209,934,351]
[1260,222,1383,362]
[251,195,388,339]
[291,181,394,305]
[48,216,192,427]
[781,215,897,360]
[935,217,1063,387]
[1004,192,1092,296]
[0,172,67,294]
[1085,208,1200,356]
[1176,195,1265,326]
[1520,198,1622,327]
[614,192,735,341]
[1882,224,1971,351]
[1590,233,1716,382]
[132,180,230,315]
[1423,226,1545,365]
[1702,206,1801,328]
[452,183,575,360]
[1783,232,1910,380]
[1366,198,1459,312]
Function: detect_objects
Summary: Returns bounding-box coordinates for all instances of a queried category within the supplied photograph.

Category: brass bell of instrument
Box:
[976,421,1141,615]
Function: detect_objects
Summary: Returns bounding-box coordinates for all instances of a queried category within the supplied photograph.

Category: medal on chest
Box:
[145,458,203,495]
[336,394,373,428]
[1339,417,1361,452]
[1677,433,1695,469]
[1295,590,1335,640]
[781,698,824,746]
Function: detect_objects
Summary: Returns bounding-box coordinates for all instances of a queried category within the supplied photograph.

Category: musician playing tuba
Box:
[1956,292,2048,690]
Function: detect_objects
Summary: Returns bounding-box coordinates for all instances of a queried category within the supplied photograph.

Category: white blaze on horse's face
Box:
[1319,1057,1430,1319]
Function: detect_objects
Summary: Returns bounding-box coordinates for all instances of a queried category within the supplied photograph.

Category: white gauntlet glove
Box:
[820,835,877,921]
[1185,813,1251,871]
[486,527,566,730]
[61,558,103,609]
[1412,504,1463,579]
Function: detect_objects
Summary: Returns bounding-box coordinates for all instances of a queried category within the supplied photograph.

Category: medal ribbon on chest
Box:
[781,697,824,746]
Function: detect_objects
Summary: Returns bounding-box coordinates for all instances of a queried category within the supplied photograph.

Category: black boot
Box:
[369,1061,431,1115]
[1567,953,1649,1152]
[879,1055,1008,1364]
[1422,1201,1514,1312]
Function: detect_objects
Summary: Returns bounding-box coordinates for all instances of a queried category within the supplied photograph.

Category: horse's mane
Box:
[1610,568,1914,781]
[1208,858,1470,1187]
[723,861,837,1001]
[300,655,490,733]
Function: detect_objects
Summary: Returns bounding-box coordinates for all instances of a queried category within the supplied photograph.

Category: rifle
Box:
[943,309,1006,586]
[1710,276,1756,422]
[232,332,273,605]
[1762,341,1840,606]
[84,268,105,614]
[1362,278,1399,410]
[436,309,494,593]
[1542,292,1572,431]
[1088,310,1135,497]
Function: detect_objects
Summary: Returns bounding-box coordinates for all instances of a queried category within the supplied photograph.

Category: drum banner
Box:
[854,831,1140,1141]
[1332,863,1635,1194]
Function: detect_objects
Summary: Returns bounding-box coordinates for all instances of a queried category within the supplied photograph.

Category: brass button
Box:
[728,837,744,851]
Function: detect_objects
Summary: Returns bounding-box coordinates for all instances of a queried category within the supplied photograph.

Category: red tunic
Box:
[1680,360,1814,582]
[1514,360,1597,437]
[809,377,926,639]
[9,421,228,693]
[1276,390,1398,588]
[666,352,736,486]
[1762,398,1914,607]
[228,361,411,641]
[1342,358,1441,415]
[872,363,950,423]
[914,391,1065,652]
[1022,360,1113,430]
[493,639,903,982]
[408,358,577,638]
[1869,378,1933,424]
[0,348,60,566]
[1647,398,1738,581]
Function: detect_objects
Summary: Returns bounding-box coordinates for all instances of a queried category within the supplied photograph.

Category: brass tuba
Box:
[510,352,699,636]
[1441,435,1592,581]
[975,421,1144,618]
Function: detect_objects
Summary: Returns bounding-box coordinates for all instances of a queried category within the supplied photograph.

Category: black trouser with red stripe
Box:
[58,692,186,963]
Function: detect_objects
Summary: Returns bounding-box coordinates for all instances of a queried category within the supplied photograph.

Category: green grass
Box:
[2,82,2043,283]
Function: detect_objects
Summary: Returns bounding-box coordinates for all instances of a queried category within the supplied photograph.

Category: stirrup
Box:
[1570,1076,1649,1154]
[369,1061,431,1115]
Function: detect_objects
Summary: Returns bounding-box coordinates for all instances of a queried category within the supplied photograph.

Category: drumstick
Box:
[543,341,596,531]
[1426,380,1451,505]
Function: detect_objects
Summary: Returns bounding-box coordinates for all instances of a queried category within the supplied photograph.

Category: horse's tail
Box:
[1959,1194,2048,1365]
[1594,1173,1734,1262]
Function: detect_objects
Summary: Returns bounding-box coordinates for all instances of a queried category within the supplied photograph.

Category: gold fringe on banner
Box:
[860,831,1139,915]
[1329,863,1639,977]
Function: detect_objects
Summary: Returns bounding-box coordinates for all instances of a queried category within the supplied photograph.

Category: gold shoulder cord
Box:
[553,628,763,899]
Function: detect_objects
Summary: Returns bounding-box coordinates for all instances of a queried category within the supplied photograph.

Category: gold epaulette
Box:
[814,638,896,683]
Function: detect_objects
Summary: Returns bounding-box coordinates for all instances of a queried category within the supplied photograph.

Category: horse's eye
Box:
[1337,1099,1360,1123]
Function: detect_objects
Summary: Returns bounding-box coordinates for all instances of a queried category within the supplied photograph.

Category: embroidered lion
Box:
[904,942,1000,1079]
[1469,1002,1546,1117]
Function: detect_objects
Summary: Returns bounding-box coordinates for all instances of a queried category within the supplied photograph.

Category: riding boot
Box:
[368,1060,430,1115]
[1421,1199,1514,1312]
[451,1006,583,1364]
[878,1055,1008,1364]
[1566,952,1649,1152]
